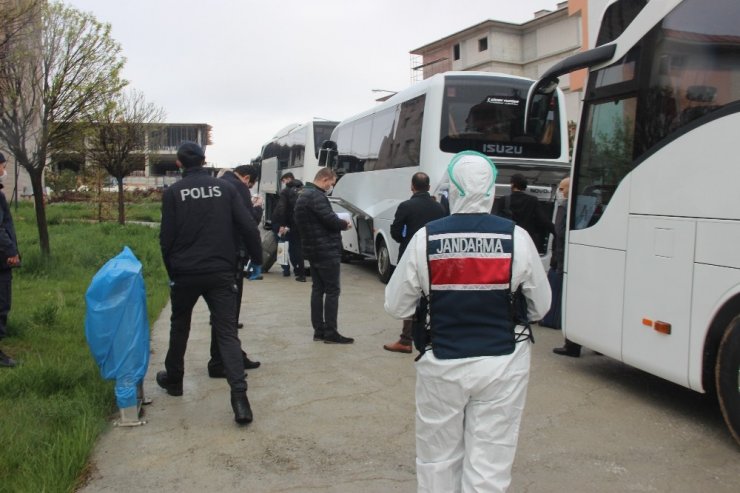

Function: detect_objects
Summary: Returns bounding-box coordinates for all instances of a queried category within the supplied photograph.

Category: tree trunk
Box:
[117,177,125,225]
[30,170,50,256]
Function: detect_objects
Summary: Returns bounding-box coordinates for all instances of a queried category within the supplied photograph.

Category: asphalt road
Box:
[79,261,740,493]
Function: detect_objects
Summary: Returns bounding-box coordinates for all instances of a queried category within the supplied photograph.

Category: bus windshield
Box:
[313,122,337,158]
[440,75,562,159]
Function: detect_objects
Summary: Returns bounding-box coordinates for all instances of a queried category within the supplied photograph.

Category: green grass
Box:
[0,202,169,493]
[45,200,162,224]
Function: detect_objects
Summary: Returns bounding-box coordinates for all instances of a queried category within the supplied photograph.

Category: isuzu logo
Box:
[483,144,523,155]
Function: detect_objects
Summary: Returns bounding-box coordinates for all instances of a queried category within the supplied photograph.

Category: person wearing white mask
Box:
[294,167,353,344]
[384,151,551,492]
[0,152,20,368]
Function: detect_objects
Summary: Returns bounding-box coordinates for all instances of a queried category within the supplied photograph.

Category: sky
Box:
[64,0,562,167]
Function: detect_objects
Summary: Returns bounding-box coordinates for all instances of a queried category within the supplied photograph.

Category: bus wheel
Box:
[716,316,740,446]
[376,238,392,284]
[261,233,277,272]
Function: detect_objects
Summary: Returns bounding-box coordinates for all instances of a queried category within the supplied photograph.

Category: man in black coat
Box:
[383,172,445,354]
[206,165,263,379]
[294,168,353,344]
[274,172,305,281]
[492,173,554,252]
[0,152,19,368]
[157,141,262,424]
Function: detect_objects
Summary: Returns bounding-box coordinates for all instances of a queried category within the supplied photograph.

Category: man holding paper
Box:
[294,168,354,344]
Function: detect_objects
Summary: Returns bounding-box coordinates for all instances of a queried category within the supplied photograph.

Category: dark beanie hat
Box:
[177,141,205,168]
[0,152,6,163]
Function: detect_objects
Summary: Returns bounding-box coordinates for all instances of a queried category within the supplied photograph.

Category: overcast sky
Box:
[64,0,561,167]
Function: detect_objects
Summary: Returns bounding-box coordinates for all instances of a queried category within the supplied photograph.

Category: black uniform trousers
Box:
[310,258,341,335]
[165,271,246,393]
[209,262,249,370]
[288,231,305,277]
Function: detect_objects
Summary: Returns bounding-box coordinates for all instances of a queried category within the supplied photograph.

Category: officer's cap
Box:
[177,141,205,168]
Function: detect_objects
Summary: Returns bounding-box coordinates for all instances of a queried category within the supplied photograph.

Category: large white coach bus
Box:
[524,0,740,443]
[258,120,338,228]
[319,72,570,282]
[257,120,339,270]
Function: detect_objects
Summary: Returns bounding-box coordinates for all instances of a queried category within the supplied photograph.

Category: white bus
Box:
[525,0,740,443]
[257,120,338,270]
[319,72,570,282]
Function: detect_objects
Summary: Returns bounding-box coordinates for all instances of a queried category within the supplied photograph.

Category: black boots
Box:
[231,392,253,424]
[323,332,354,344]
[552,339,582,357]
[156,371,183,396]
[208,353,260,378]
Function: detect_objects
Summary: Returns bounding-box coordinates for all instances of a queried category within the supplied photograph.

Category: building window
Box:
[478,37,488,52]
[453,43,460,60]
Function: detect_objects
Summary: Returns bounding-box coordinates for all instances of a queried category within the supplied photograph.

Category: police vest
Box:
[426,213,517,359]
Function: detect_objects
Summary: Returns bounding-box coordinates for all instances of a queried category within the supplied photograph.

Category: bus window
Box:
[313,122,337,159]
[334,95,425,174]
[572,97,636,229]
[441,75,561,159]
[634,0,740,157]
[370,107,396,170]
[390,96,424,168]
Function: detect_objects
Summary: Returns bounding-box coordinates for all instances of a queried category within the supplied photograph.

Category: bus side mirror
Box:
[318,140,338,168]
[523,43,617,135]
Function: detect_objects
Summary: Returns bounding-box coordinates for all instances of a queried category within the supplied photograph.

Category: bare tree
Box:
[0,1,40,55]
[0,1,126,255]
[87,89,165,224]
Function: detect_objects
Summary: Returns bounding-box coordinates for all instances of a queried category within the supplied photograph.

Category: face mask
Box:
[556,190,564,201]
[0,170,6,183]
[325,186,334,195]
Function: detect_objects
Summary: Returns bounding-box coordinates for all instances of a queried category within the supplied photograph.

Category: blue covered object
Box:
[85,247,150,409]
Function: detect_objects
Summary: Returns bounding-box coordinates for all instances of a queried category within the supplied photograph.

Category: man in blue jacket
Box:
[157,142,262,425]
[0,152,19,368]
[294,168,353,344]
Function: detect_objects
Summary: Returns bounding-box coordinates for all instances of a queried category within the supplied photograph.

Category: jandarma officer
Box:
[384,151,551,492]
[157,141,263,425]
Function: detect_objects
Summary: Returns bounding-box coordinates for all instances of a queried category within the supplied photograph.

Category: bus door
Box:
[260,157,280,228]
[328,196,374,258]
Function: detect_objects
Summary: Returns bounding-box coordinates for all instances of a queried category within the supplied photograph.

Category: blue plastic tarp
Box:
[85,246,150,409]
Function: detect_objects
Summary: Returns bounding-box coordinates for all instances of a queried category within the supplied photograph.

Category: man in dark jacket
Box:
[274,173,305,281]
[157,141,262,425]
[551,177,583,357]
[492,173,554,252]
[206,165,263,379]
[0,152,19,368]
[383,172,445,354]
[294,168,353,344]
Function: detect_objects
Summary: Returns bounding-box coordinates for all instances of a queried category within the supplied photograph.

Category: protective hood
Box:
[444,151,498,214]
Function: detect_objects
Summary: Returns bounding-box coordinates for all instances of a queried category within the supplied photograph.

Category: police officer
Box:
[157,141,262,425]
[205,165,263,379]
[385,151,551,492]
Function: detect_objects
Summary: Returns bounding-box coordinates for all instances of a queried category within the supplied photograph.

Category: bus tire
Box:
[261,233,277,272]
[376,238,393,284]
[716,316,740,446]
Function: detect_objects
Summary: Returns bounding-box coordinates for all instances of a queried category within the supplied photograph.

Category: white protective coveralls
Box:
[384,152,551,493]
